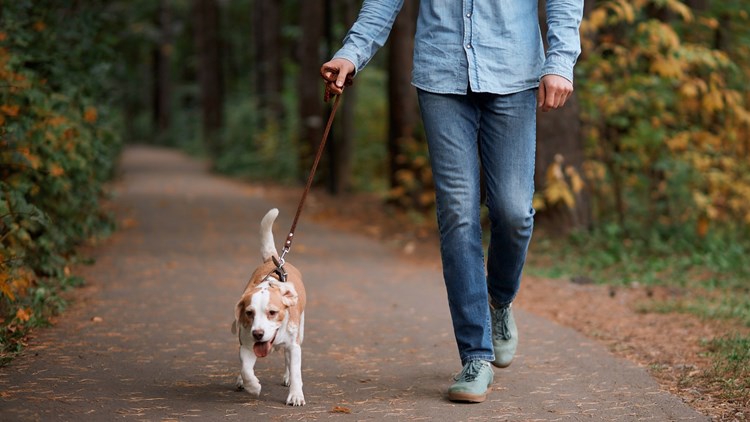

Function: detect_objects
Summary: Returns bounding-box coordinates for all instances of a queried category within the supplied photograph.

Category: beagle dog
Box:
[232,209,306,406]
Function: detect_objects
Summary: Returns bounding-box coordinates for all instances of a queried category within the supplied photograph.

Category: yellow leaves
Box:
[0,268,34,303]
[606,0,636,24]
[663,0,693,23]
[537,154,584,211]
[1,104,20,117]
[639,21,681,51]
[18,147,41,170]
[83,107,98,123]
[47,115,68,128]
[701,88,724,115]
[15,308,31,322]
[579,0,750,231]
[666,132,690,152]
[650,56,684,78]
[699,17,719,30]
[49,163,65,177]
[586,8,608,32]
[0,273,14,301]
[581,0,636,38]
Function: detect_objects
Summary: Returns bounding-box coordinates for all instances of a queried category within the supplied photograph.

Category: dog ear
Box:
[233,299,246,334]
[270,280,298,307]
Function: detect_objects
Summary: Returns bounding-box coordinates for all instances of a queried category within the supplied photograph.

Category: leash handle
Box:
[282,92,343,257]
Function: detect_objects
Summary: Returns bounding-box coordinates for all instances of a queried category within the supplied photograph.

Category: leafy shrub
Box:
[0,0,122,362]
[578,0,750,240]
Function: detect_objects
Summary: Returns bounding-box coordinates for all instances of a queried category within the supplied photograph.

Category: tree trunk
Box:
[152,0,172,141]
[535,0,594,234]
[297,0,325,181]
[254,0,283,124]
[387,0,418,190]
[193,0,224,158]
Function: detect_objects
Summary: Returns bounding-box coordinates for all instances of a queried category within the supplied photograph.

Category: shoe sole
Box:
[491,360,512,369]
[447,387,490,403]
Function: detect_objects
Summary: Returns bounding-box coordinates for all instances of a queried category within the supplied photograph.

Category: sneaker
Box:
[491,303,518,368]
[447,360,494,403]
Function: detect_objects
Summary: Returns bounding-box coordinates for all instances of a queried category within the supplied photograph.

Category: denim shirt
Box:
[333,0,583,95]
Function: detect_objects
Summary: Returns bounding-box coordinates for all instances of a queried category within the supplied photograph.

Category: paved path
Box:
[0,146,707,421]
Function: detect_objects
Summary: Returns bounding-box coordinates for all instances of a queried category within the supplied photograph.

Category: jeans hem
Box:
[461,355,495,366]
[489,297,515,310]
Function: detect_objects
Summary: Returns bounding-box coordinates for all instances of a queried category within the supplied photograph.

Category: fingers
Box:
[320,59,354,101]
[538,75,574,112]
[537,82,546,111]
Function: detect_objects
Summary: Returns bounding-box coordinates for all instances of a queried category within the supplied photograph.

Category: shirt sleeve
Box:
[541,0,584,83]
[332,0,405,74]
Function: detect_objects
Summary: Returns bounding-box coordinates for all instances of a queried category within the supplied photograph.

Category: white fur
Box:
[260,208,279,261]
[234,209,305,406]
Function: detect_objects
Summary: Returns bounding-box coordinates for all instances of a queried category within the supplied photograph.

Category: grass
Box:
[705,334,750,404]
[526,223,750,406]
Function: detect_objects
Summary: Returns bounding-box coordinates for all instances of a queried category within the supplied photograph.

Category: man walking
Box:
[321,0,583,403]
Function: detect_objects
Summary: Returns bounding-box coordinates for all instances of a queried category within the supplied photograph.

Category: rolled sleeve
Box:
[542,0,583,83]
[332,0,404,74]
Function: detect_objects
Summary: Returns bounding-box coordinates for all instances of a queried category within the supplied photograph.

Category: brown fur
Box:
[236,260,306,344]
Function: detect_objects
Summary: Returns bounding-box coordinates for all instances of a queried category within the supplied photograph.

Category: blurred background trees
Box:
[103,0,750,245]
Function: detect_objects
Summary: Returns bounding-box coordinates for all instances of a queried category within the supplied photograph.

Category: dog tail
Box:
[260,208,279,262]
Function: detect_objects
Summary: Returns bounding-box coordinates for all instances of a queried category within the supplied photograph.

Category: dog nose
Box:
[252,329,264,341]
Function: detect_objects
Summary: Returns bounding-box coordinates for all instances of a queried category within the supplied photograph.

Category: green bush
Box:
[0,0,123,363]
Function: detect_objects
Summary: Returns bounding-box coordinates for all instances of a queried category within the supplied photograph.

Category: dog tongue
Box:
[253,341,272,358]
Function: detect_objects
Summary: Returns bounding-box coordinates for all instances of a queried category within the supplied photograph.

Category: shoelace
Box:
[454,360,486,382]
[492,305,512,341]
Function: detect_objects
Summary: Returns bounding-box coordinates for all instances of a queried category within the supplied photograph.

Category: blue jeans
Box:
[417,88,537,365]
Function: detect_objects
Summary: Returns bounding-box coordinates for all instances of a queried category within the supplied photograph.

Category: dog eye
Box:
[245,310,254,317]
[268,310,278,317]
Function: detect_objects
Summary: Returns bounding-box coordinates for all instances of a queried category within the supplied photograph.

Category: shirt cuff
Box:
[332,47,363,75]
[540,54,575,84]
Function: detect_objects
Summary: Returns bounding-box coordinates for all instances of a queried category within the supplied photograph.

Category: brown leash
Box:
[271,88,347,280]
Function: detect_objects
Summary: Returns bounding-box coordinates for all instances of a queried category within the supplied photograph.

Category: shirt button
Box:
[466,44,472,49]
[466,13,471,18]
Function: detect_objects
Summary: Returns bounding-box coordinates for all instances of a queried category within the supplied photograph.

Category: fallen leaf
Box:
[330,406,351,414]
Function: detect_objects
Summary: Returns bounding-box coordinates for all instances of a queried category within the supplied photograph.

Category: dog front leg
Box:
[238,346,261,397]
[285,343,305,406]
[283,350,291,387]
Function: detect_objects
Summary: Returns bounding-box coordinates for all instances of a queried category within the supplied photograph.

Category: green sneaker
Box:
[447,360,494,403]
[491,303,518,368]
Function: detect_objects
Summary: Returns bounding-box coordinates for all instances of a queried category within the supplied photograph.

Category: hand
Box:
[537,74,574,112]
[320,58,355,101]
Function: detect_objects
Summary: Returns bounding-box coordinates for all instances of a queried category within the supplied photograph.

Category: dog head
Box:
[233,278,298,357]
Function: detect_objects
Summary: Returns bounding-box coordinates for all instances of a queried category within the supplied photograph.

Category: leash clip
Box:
[271,255,287,283]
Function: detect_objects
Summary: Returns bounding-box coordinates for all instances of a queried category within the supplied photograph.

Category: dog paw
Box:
[283,373,290,387]
[286,390,305,406]
[239,374,261,397]
[245,381,261,397]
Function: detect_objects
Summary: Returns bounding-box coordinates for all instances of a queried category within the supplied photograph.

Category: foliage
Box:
[0,0,123,361]
[577,0,750,240]
[213,91,299,183]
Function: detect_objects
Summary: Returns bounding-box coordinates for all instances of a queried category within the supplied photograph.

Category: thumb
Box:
[336,70,349,88]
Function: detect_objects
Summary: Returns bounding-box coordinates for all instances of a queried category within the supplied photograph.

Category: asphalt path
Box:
[0,146,708,421]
